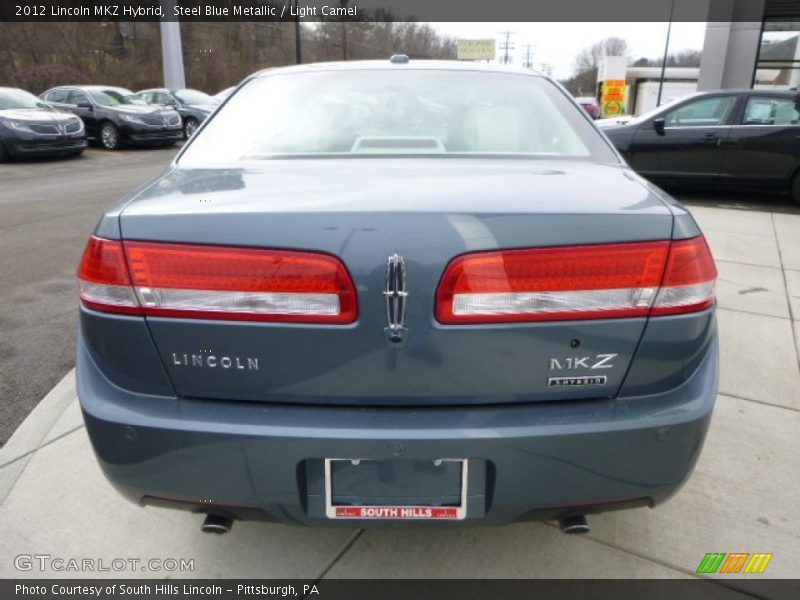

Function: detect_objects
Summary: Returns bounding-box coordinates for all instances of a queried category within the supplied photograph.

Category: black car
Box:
[40,85,183,150]
[134,88,218,139]
[602,90,800,203]
[0,87,86,161]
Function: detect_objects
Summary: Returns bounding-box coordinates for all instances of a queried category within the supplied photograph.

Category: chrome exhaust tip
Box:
[201,514,233,535]
[559,515,590,535]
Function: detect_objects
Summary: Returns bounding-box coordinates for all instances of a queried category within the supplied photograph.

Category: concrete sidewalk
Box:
[1,205,798,582]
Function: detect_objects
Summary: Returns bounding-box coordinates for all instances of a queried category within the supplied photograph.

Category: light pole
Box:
[339,0,348,60]
[656,0,676,108]
[292,0,303,64]
[160,0,186,89]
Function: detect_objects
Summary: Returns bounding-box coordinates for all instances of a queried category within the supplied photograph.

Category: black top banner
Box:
[0,0,788,23]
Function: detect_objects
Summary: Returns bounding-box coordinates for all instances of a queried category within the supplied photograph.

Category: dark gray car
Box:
[41,86,183,150]
[0,87,86,161]
[134,88,218,139]
[76,60,718,532]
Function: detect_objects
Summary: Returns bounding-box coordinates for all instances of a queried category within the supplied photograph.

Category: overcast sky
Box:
[432,22,708,79]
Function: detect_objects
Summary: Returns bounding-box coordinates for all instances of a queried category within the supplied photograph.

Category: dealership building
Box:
[698,0,800,91]
[595,0,800,116]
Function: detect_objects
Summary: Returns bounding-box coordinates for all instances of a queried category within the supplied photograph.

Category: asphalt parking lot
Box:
[0,146,180,446]
[0,149,799,586]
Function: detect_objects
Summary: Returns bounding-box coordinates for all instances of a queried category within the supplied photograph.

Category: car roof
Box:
[138,88,207,94]
[50,85,134,92]
[252,59,545,79]
[680,89,798,100]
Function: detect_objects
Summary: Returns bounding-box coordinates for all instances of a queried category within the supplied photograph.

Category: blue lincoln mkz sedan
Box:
[76,59,718,534]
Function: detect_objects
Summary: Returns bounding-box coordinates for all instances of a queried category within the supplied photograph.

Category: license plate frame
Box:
[324,458,468,520]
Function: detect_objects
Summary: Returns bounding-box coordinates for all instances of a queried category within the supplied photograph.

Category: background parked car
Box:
[0,87,86,162]
[40,86,183,150]
[575,96,600,119]
[214,87,236,103]
[595,115,634,128]
[603,90,800,203]
[134,88,218,139]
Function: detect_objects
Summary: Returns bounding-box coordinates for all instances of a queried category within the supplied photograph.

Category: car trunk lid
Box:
[117,159,674,406]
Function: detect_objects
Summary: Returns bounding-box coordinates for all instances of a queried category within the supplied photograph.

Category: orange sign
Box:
[601,80,627,117]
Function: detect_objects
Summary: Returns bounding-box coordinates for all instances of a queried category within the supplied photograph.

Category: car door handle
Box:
[701,132,721,146]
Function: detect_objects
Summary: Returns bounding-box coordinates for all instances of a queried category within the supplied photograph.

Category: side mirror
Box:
[653,118,666,136]
[76,102,93,110]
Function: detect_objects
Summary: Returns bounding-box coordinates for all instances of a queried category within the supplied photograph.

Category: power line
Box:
[523,44,533,69]
[498,30,515,65]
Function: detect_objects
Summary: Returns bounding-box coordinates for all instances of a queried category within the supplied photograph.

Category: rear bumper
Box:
[77,330,718,526]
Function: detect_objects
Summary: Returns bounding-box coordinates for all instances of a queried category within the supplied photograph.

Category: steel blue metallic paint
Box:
[77,62,719,526]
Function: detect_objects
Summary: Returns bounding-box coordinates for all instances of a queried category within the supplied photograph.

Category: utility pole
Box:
[292,0,303,64]
[656,0,676,107]
[498,30,515,65]
[523,45,533,69]
[339,0,348,60]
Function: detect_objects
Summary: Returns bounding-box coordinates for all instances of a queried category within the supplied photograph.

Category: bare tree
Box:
[563,36,629,96]
[631,49,702,69]
[573,37,629,72]
[0,21,456,94]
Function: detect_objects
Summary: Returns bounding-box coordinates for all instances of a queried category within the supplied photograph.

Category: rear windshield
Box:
[179,69,618,164]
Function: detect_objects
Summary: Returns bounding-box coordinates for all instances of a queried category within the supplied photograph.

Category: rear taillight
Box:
[77,236,357,323]
[435,237,716,324]
[77,236,142,315]
[650,236,717,316]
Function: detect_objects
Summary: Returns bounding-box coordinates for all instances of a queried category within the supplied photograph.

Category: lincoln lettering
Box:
[171,353,259,371]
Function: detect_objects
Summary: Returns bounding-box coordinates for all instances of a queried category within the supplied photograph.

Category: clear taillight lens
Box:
[436,237,716,324]
[77,236,357,324]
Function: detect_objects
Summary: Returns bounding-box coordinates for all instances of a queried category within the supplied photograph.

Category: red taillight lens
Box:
[77,236,142,315]
[650,236,717,315]
[436,237,715,324]
[77,236,357,323]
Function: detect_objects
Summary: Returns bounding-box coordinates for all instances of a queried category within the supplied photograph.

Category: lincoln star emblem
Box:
[383,253,408,344]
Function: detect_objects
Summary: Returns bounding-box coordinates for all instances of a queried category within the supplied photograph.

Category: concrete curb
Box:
[0,369,77,505]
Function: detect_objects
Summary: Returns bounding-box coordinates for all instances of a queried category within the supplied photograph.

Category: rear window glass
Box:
[743,97,800,125]
[179,69,617,164]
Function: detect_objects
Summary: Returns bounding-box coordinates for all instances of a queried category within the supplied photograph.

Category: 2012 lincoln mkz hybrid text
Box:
[76,59,719,532]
